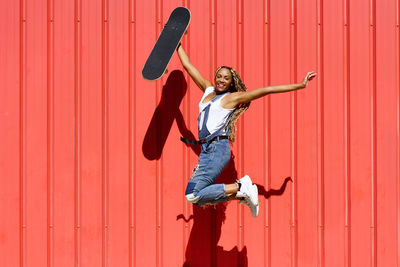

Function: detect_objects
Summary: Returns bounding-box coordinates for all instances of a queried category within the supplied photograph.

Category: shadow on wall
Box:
[255,176,292,199]
[177,168,292,267]
[142,70,200,159]
[142,70,291,266]
[178,154,249,267]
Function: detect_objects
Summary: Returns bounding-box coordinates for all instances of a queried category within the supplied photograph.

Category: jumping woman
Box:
[177,44,316,217]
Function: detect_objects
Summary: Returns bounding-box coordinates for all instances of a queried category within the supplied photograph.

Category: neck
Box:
[215,89,229,95]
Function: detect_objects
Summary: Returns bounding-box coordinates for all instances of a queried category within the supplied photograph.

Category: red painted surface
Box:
[0,0,399,266]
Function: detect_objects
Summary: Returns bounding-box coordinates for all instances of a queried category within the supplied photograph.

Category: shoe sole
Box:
[252,204,259,217]
[240,199,259,218]
[251,184,259,206]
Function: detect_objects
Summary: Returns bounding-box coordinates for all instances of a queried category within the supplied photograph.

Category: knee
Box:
[185,193,200,204]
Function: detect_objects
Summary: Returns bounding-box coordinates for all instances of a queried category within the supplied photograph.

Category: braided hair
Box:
[214,66,250,142]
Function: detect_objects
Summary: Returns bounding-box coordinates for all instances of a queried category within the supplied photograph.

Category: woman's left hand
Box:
[302,71,317,87]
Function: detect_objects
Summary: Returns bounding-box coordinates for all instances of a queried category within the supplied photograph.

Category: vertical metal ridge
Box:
[263,0,271,266]
[210,0,217,74]
[289,0,298,266]
[19,0,27,266]
[74,0,82,266]
[236,0,245,258]
[397,0,400,265]
[212,2,219,262]
[47,0,55,266]
[397,1,400,266]
[182,0,191,263]
[369,0,377,266]
[343,0,351,265]
[209,2,218,265]
[128,0,136,266]
[155,1,163,266]
[316,0,325,266]
[101,0,110,267]
[101,0,110,266]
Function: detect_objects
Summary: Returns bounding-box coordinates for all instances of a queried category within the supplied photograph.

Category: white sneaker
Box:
[240,195,259,217]
[236,175,258,206]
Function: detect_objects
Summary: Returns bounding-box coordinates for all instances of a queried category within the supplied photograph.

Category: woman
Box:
[177,44,316,217]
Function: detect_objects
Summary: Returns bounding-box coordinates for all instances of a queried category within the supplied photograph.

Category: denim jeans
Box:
[185,138,231,205]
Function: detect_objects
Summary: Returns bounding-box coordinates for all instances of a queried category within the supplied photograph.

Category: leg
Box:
[227,195,243,201]
[225,183,239,195]
[185,140,231,205]
[194,183,242,204]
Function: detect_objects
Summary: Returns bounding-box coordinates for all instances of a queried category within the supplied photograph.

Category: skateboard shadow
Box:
[177,154,248,267]
[142,70,200,160]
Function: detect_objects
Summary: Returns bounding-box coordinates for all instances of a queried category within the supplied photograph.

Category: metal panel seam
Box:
[263,0,271,266]
[397,0,400,264]
[74,0,82,265]
[290,0,298,265]
[397,1,400,266]
[101,0,110,266]
[47,0,55,265]
[182,0,191,263]
[343,0,351,265]
[317,0,325,266]
[155,1,163,266]
[210,0,216,75]
[236,0,245,258]
[128,1,136,266]
[369,0,377,266]
[19,0,27,265]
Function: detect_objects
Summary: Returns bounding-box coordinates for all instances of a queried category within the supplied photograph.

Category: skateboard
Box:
[142,7,191,81]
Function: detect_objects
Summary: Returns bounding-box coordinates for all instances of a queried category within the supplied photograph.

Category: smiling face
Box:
[214,68,233,93]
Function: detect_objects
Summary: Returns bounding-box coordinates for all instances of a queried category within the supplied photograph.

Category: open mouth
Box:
[217,83,225,89]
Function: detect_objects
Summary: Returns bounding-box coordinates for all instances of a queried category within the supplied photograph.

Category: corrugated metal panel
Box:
[1,0,399,266]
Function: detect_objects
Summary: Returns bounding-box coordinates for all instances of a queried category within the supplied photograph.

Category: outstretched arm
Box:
[176,44,212,92]
[222,72,317,108]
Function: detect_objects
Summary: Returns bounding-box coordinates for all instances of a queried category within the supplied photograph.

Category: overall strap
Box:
[180,91,233,145]
[180,108,236,145]
[202,109,235,142]
[197,92,229,140]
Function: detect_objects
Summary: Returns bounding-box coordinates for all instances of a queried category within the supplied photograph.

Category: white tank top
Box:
[198,87,235,135]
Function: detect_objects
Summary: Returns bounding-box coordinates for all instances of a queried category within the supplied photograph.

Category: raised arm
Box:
[222,72,317,108]
[177,44,212,92]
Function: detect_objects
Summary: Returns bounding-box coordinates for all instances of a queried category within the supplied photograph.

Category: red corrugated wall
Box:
[1,0,399,266]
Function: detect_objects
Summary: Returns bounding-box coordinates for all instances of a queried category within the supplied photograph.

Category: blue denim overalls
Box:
[184,92,234,205]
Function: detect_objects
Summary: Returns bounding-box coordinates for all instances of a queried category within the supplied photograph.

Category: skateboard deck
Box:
[142,7,191,81]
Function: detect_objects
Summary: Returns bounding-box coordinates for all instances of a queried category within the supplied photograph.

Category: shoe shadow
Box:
[142,70,200,160]
[255,176,292,199]
[177,154,248,267]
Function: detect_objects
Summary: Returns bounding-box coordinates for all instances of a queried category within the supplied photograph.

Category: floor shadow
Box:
[142,70,200,160]
[255,176,292,199]
[177,154,248,267]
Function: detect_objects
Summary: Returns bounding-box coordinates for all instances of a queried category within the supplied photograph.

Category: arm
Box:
[177,44,212,92]
[222,72,317,108]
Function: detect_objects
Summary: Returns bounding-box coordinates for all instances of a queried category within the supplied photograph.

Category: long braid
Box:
[215,66,250,142]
